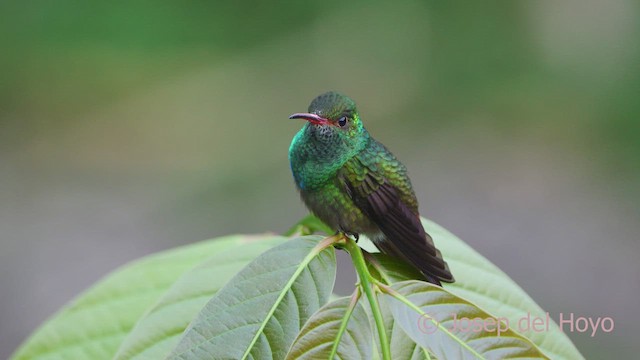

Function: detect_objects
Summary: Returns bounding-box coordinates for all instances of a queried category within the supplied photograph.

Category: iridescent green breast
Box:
[288,122,368,191]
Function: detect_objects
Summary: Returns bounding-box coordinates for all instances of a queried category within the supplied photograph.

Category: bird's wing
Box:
[341,142,454,283]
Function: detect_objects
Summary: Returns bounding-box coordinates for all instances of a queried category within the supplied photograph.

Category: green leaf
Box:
[114,237,286,359]
[357,291,431,360]
[12,217,584,360]
[365,250,429,359]
[366,250,423,284]
[430,219,583,360]
[380,298,431,360]
[385,280,549,359]
[367,218,584,360]
[11,235,286,360]
[285,295,372,360]
[167,236,337,359]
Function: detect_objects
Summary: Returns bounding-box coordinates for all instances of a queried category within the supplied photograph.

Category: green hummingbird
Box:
[288,91,454,285]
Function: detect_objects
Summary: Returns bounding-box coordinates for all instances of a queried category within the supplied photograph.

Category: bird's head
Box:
[288,91,370,189]
[289,91,367,151]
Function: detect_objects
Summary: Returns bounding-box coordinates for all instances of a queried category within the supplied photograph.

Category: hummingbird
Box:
[288,91,454,286]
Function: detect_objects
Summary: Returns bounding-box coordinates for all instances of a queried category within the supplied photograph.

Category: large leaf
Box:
[12,217,584,360]
[114,237,286,359]
[167,236,336,359]
[385,280,549,359]
[365,218,584,360]
[285,295,372,360]
[11,235,286,360]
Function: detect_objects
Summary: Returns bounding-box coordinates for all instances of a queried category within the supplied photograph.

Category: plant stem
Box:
[328,287,361,359]
[343,236,391,360]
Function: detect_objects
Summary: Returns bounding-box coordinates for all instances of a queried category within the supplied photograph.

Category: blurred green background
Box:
[1,0,639,358]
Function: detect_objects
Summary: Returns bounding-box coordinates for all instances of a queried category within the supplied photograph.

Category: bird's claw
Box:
[335,230,359,242]
[346,232,360,242]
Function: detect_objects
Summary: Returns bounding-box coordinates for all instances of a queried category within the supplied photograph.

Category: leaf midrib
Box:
[390,282,487,359]
[240,243,327,360]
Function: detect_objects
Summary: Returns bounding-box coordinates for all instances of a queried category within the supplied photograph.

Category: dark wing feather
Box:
[343,153,454,284]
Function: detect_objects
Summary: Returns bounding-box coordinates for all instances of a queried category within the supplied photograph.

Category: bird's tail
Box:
[371,232,454,286]
[423,274,442,286]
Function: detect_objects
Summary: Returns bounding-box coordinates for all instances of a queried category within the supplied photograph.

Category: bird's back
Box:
[341,137,455,284]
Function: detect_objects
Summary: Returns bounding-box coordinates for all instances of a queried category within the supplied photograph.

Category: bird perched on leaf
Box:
[288,91,454,286]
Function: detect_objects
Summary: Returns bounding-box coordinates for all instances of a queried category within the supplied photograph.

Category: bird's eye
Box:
[338,116,348,127]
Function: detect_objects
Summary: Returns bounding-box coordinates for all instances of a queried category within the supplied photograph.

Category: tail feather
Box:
[371,233,454,286]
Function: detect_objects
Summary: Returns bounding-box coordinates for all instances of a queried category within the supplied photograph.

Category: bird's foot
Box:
[334,230,359,243]
[344,231,359,242]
